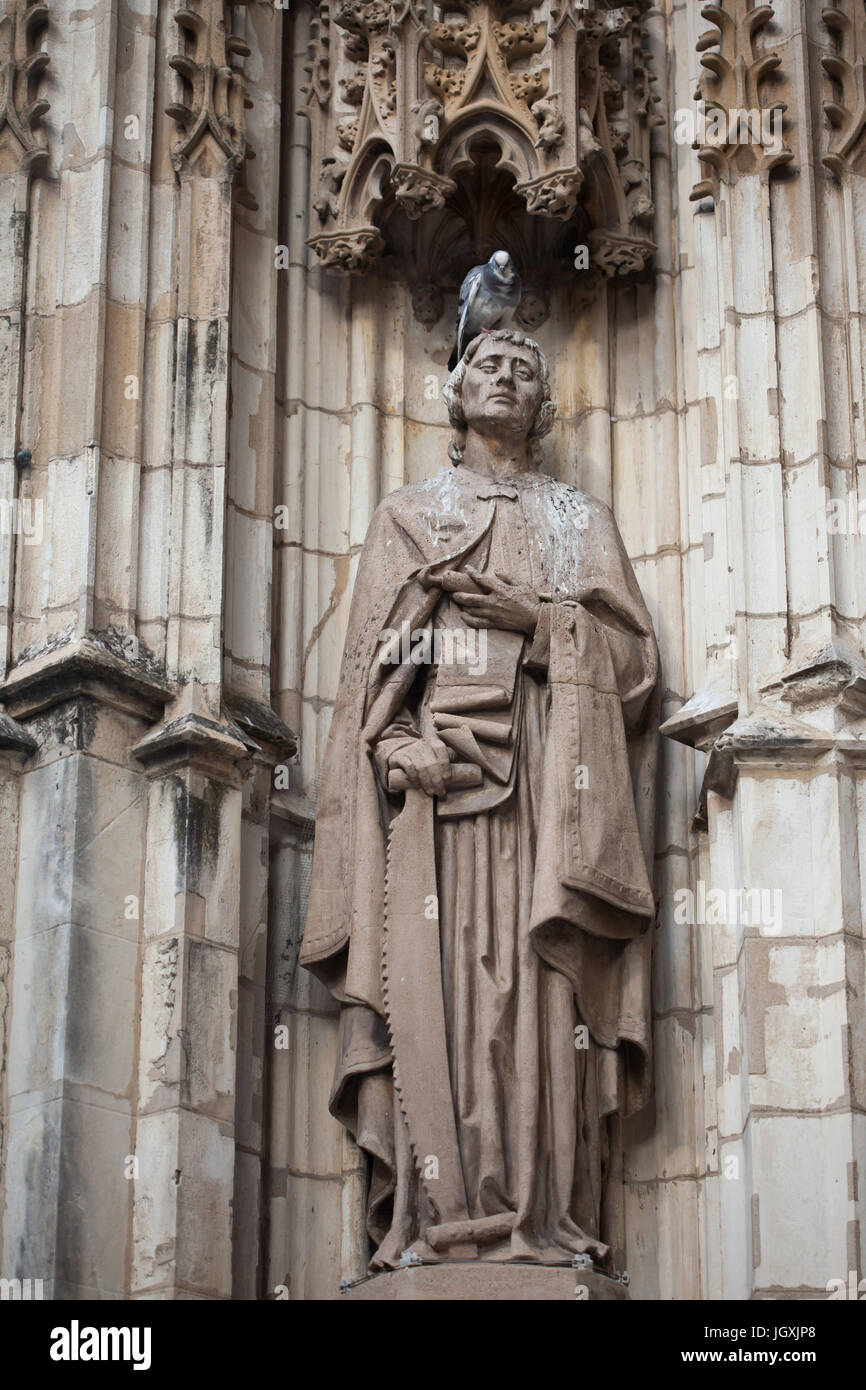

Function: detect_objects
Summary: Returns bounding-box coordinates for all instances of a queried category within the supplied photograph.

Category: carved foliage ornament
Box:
[822,1,866,175]
[166,0,254,183]
[690,1,793,201]
[301,0,662,277]
[0,0,50,174]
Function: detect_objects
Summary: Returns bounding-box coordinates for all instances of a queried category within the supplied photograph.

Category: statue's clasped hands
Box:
[434,565,542,636]
[388,734,454,797]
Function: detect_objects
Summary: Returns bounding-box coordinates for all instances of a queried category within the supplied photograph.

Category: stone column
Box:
[0,713,35,1269]
[0,0,49,1275]
[0,0,170,1299]
[0,0,292,1301]
[128,0,260,1300]
[1,651,170,1299]
[661,0,866,1300]
[0,0,49,682]
[222,0,292,1298]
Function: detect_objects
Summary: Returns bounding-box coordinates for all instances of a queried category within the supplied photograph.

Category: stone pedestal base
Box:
[341,1264,629,1301]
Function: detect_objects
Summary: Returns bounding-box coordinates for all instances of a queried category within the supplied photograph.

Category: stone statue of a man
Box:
[300,330,659,1271]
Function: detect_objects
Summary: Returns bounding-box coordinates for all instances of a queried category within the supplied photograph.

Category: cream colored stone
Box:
[2,0,865,1308]
[750,1114,853,1294]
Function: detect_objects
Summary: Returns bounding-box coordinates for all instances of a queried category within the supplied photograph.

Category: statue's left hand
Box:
[442,565,542,636]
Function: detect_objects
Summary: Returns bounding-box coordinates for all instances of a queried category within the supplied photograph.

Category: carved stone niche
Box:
[299,0,662,315]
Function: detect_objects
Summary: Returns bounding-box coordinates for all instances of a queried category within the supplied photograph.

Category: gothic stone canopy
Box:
[300,0,662,282]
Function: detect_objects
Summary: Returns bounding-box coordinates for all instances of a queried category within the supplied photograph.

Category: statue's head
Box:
[442,330,556,466]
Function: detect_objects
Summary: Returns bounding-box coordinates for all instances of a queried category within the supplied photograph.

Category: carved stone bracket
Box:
[0,0,50,175]
[690,1,793,201]
[392,163,456,218]
[410,280,443,326]
[303,0,662,279]
[515,284,550,329]
[308,223,385,271]
[822,2,866,175]
[587,226,655,276]
[517,166,583,218]
[166,0,253,180]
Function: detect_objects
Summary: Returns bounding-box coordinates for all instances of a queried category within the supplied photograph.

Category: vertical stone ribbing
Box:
[1,0,863,1305]
[222,0,289,1295]
[614,0,705,1301]
[662,0,866,1300]
[0,0,49,682]
[129,0,258,1300]
[0,0,49,1275]
[0,0,170,1301]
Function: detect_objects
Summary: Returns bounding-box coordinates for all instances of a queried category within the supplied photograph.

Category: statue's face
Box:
[460,339,544,441]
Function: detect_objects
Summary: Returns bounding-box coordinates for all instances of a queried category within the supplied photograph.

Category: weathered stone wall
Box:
[0,0,292,1300]
[0,0,864,1301]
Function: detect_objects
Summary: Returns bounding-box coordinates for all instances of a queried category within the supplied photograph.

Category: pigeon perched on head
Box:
[448,250,522,371]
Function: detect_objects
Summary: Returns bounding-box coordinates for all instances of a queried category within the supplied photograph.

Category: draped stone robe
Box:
[300,463,659,1269]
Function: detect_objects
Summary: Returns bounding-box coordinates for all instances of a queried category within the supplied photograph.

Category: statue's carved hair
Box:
[441,329,557,465]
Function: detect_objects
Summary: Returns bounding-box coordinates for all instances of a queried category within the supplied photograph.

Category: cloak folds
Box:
[299,464,660,1254]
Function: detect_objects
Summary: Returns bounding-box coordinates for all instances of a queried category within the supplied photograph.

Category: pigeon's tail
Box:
[448,342,459,372]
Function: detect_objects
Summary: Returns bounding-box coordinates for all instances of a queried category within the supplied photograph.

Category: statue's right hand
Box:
[388,735,453,797]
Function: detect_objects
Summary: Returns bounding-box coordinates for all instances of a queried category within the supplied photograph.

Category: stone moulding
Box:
[662,698,834,831]
[660,684,739,830]
[0,0,50,175]
[0,637,173,724]
[129,693,296,777]
[224,691,298,761]
[822,1,866,175]
[340,1263,630,1299]
[301,0,662,279]
[690,1,793,201]
[662,646,866,829]
[165,0,253,181]
[132,711,249,776]
[0,706,36,755]
[770,643,866,717]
